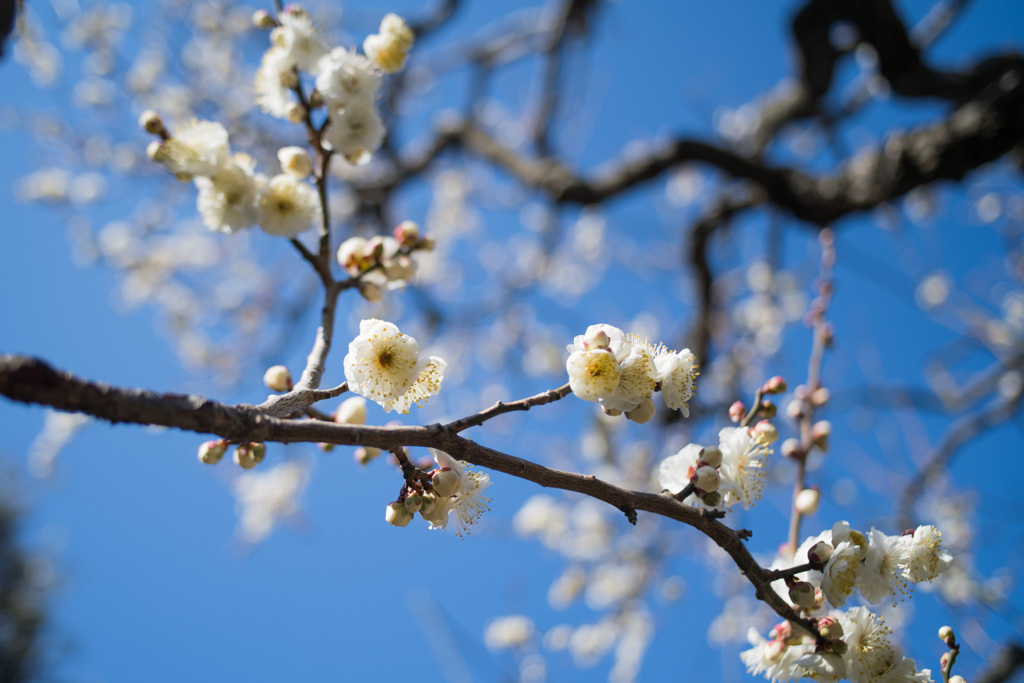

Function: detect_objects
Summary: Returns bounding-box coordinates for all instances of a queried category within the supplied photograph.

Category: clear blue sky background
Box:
[2,1,1024,681]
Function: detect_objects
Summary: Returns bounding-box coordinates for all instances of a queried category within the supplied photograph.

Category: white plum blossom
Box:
[271,5,328,74]
[903,525,953,583]
[363,13,414,74]
[654,348,698,416]
[717,426,769,509]
[194,155,263,233]
[740,627,816,683]
[566,347,621,402]
[322,99,385,164]
[160,119,230,178]
[658,444,701,495]
[255,173,321,237]
[860,528,912,604]
[427,450,491,536]
[343,319,446,413]
[839,607,932,683]
[821,539,865,608]
[315,47,381,108]
[602,341,658,412]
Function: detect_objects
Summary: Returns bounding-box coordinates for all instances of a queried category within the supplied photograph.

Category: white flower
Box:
[277,146,313,178]
[568,324,631,362]
[161,119,230,178]
[195,155,263,233]
[658,443,701,496]
[655,348,698,416]
[343,319,446,413]
[255,174,321,237]
[271,5,327,74]
[322,99,385,165]
[839,607,899,683]
[315,47,381,109]
[566,348,620,402]
[821,541,864,608]
[363,13,414,74]
[602,340,658,412]
[903,525,953,583]
[428,450,491,536]
[484,616,534,651]
[254,46,295,118]
[718,426,769,509]
[859,528,912,604]
[740,628,816,682]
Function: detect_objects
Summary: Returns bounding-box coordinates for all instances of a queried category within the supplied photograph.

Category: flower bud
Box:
[807,541,834,567]
[585,328,610,350]
[752,420,778,445]
[811,386,830,406]
[263,364,292,392]
[729,401,746,423]
[811,420,831,451]
[600,405,623,417]
[699,445,723,469]
[285,102,307,124]
[764,638,786,663]
[146,140,167,162]
[626,396,656,424]
[198,439,227,465]
[759,400,777,418]
[386,501,413,527]
[432,468,461,498]
[335,396,368,425]
[138,109,165,136]
[418,234,436,251]
[949,677,966,683]
[794,384,810,400]
[765,376,788,394]
[251,9,276,28]
[817,616,844,640]
[366,236,386,261]
[938,625,956,647]
[394,220,420,246]
[795,487,820,515]
[701,490,722,507]
[692,465,720,493]
[781,437,804,460]
[234,442,265,470]
[769,621,793,641]
[354,446,381,466]
[318,442,335,452]
[789,581,816,609]
[337,236,370,273]
[277,146,313,178]
[403,492,423,513]
[786,399,806,421]
[358,279,384,302]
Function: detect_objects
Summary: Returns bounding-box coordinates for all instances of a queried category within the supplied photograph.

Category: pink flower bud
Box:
[817,616,844,640]
[752,420,778,444]
[938,625,956,648]
[765,376,788,394]
[759,400,777,418]
[729,401,746,423]
[811,420,831,451]
[781,438,804,460]
[393,220,420,246]
[807,540,834,567]
[786,399,806,421]
[811,386,830,406]
[198,440,227,465]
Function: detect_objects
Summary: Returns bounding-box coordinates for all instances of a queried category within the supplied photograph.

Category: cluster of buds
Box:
[813,616,848,656]
[686,445,724,506]
[336,221,435,302]
[938,626,964,682]
[385,450,491,535]
[197,439,267,469]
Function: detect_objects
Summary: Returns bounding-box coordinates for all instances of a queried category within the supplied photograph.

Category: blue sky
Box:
[2,0,1024,681]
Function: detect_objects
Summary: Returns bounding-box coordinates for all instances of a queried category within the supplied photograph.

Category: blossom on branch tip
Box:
[263,364,292,392]
[158,119,230,178]
[717,426,769,510]
[363,13,414,74]
[255,174,321,237]
[654,347,698,416]
[343,319,446,413]
[315,47,381,109]
[903,524,953,583]
[195,155,263,233]
[425,450,491,536]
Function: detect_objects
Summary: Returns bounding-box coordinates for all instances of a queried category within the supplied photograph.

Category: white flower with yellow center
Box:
[566,324,631,403]
[363,13,414,74]
[428,450,491,537]
[161,119,230,178]
[860,528,912,604]
[655,347,698,416]
[315,47,381,108]
[255,173,321,237]
[839,607,899,683]
[343,319,446,413]
[322,100,385,165]
[254,46,295,119]
[602,339,658,412]
[194,154,264,233]
[717,426,769,509]
[821,540,864,608]
[271,5,327,74]
[903,525,953,583]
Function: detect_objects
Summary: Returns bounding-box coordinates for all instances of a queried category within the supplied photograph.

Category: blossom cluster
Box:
[336,220,435,301]
[343,319,446,414]
[742,521,954,682]
[566,324,698,422]
[386,450,492,536]
[658,425,772,510]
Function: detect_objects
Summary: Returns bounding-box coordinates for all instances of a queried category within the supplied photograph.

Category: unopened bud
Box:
[811,420,831,451]
[394,220,420,246]
[432,467,461,498]
[817,616,844,640]
[626,396,656,424]
[354,446,381,466]
[765,376,788,394]
[699,445,722,469]
[701,490,722,507]
[820,322,835,347]
[693,465,720,494]
[252,9,276,28]
[786,399,806,421]
[600,405,623,417]
[584,328,610,351]
[795,487,820,515]
[318,442,335,452]
[789,581,816,609]
[807,541,834,567]
[770,621,793,641]
[729,401,746,423]
[794,384,810,400]
[198,439,227,465]
[759,400,777,419]
[403,492,423,513]
[811,386,830,406]
[358,279,384,302]
[781,437,804,460]
[752,420,778,444]
[940,652,951,669]
[386,501,413,527]
[138,109,165,136]
[335,396,368,425]
[263,364,292,392]
[418,234,436,251]
[366,235,386,261]
[234,442,266,469]
[938,625,956,647]
[949,677,966,683]
[277,146,313,178]
[285,102,307,124]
